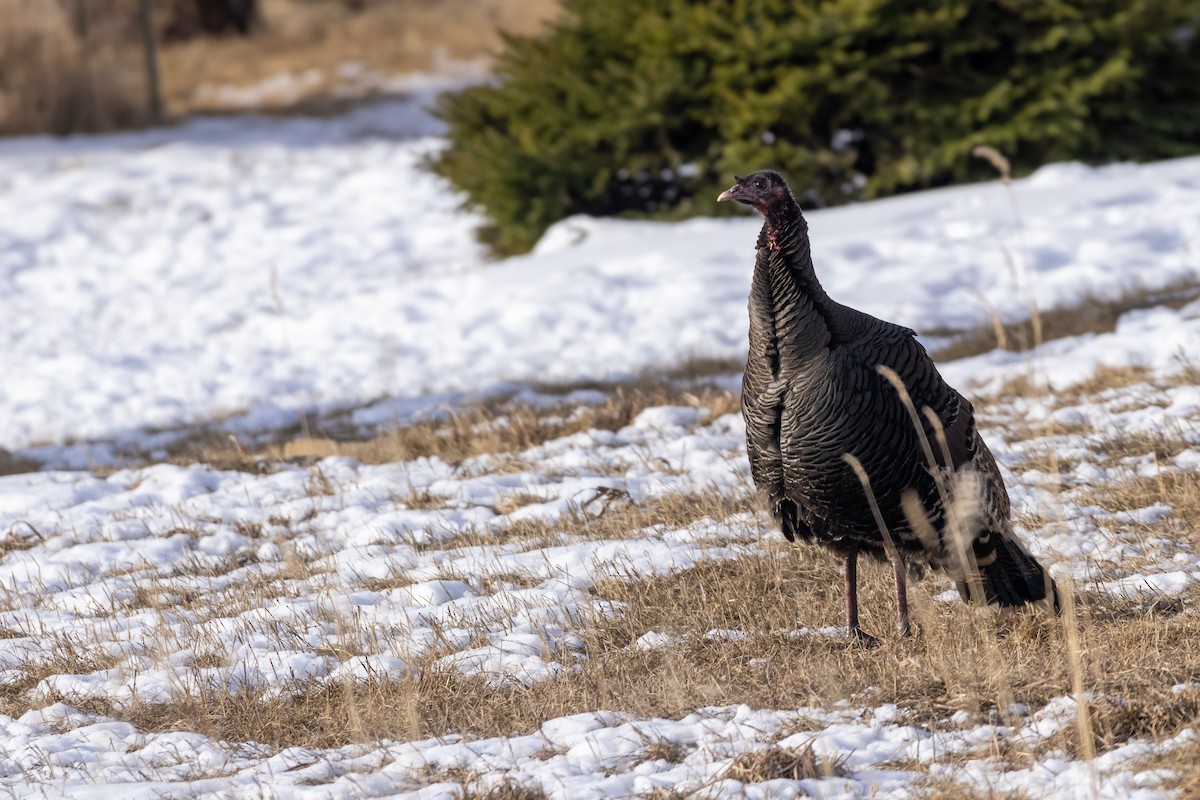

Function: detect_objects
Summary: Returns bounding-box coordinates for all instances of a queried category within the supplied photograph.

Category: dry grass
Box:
[33,537,1200,767]
[974,351,1197,494]
[158,0,559,115]
[921,782,1029,800]
[0,521,44,554]
[397,485,453,510]
[1154,737,1200,797]
[1083,469,1200,552]
[4,289,1199,794]
[425,486,751,554]
[640,739,691,764]
[461,781,549,800]
[1,353,1197,797]
[1051,364,1158,404]
[1008,417,1194,482]
[0,0,559,135]
[167,366,740,472]
[0,634,124,717]
[720,744,844,782]
[0,448,41,477]
[490,491,548,515]
[20,272,1190,479]
[373,485,747,561]
[1041,690,1200,760]
[0,0,148,135]
[929,278,1200,363]
[17,272,1187,479]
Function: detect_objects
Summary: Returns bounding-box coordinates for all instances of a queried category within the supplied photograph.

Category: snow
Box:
[3,108,1200,459]
[1,90,1199,797]
[0,413,762,711]
[0,699,1186,798]
[941,300,1200,395]
[0,342,1193,798]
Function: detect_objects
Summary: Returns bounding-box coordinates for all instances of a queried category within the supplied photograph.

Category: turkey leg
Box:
[893,558,912,637]
[844,546,877,644]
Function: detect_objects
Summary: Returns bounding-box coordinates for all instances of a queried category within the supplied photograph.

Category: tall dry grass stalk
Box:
[970,144,1044,356]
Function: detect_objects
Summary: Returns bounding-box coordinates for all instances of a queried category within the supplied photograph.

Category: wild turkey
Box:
[718,170,1058,641]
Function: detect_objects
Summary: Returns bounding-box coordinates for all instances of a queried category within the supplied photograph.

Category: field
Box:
[2,95,1200,797]
[0,0,558,135]
[158,0,559,114]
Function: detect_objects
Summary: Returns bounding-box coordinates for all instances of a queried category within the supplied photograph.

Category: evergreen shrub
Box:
[431,0,1200,255]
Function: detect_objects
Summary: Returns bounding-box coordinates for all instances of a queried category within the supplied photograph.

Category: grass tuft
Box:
[720,744,845,782]
[461,781,549,800]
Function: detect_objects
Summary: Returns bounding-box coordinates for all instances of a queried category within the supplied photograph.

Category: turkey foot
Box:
[849,626,880,647]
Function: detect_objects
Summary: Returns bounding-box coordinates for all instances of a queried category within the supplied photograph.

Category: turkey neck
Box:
[753,195,835,373]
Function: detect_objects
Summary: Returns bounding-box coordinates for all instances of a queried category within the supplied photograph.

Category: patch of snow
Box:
[3,122,1200,454]
[0,698,1183,798]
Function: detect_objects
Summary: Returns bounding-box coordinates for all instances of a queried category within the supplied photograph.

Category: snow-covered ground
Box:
[2,95,1200,797]
[2,353,1199,796]
[2,104,1199,462]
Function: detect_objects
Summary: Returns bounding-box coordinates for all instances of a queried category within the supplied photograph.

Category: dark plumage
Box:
[719,171,1058,640]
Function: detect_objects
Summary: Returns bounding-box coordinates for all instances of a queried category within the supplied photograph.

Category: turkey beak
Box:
[717,184,741,203]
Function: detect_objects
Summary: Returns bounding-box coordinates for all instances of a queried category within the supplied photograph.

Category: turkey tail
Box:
[959,536,1060,611]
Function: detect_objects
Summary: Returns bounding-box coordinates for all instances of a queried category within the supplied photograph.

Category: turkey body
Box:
[723,170,1057,638]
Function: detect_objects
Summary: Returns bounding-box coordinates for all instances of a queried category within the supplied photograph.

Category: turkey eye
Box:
[755,180,765,189]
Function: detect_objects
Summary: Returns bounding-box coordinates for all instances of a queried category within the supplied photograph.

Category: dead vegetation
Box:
[1083,469,1200,553]
[27,535,1200,776]
[0,633,125,718]
[19,350,1191,783]
[720,744,844,782]
[1040,690,1200,760]
[0,521,44,554]
[3,284,1199,793]
[969,339,1198,496]
[0,448,41,477]
[460,781,549,800]
[165,365,740,472]
[154,0,556,115]
[366,485,749,566]
[0,0,559,135]
[13,278,1190,478]
[640,739,691,765]
[929,278,1200,363]
[1151,737,1200,797]
[0,0,148,135]
[920,782,1028,800]
[159,0,560,115]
